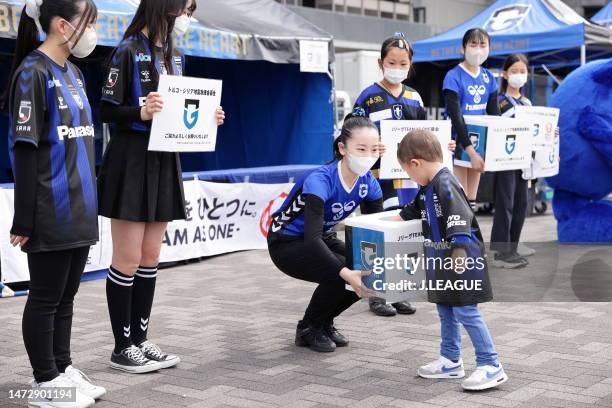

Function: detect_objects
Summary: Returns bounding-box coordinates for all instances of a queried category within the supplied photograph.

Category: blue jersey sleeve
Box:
[485,68,498,94]
[302,172,331,202]
[365,174,383,201]
[442,69,461,94]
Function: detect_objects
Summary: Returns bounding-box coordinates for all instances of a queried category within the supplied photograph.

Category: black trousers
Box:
[490,170,528,254]
[22,246,89,383]
[268,235,359,327]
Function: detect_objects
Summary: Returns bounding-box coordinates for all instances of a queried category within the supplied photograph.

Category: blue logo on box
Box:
[505,135,516,155]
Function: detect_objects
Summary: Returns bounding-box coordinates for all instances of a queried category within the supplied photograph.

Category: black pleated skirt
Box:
[97,131,186,222]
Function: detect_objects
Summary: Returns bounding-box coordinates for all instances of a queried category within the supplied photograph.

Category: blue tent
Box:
[413,0,612,67]
[0,0,334,180]
[592,1,612,27]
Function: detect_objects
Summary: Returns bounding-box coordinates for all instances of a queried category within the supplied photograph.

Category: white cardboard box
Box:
[454,115,532,172]
[344,211,424,304]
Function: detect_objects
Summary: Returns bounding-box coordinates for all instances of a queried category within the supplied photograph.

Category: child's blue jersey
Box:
[270,161,382,237]
[443,65,497,117]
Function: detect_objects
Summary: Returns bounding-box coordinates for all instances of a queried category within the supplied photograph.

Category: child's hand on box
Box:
[448,140,456,152]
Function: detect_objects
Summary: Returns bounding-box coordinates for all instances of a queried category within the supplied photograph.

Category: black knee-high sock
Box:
[106,266,134,353]
[131,265,157,346]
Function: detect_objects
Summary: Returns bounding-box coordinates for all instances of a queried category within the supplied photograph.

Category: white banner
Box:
[149,74,222,152]
[379,120,453,179]
[160,180,293,262]
[0,181,294,283]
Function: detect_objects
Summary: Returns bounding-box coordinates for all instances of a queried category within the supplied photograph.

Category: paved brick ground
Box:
[1,213,611,408]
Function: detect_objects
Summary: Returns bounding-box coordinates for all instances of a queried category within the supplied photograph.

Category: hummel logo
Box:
[123,325,131,338]
[140,317,149,331]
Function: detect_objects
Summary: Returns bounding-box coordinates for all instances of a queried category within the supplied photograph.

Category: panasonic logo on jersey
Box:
[57,125,95,140]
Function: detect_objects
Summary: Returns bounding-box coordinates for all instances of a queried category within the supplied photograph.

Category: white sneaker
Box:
[517,243,535,257]
[61,366,106,400]
[417,356,465,379]
[28,375,95,408]
[461,364,508,391]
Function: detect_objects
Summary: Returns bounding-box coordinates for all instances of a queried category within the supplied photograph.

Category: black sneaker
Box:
[392,301,417,315]
[369,298,397,316]
[492,252,528,269]
[295,323,336,352]
[110,345,162,373]
[324,322,348,347]
[139,341,180,369]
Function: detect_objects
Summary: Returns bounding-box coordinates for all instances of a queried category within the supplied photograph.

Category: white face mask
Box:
[64,22,97,58]
[507,73,528,89]
[383,67,409,85]
[346,153,378,176]
[464,48,489,67]
[173,15,190,37]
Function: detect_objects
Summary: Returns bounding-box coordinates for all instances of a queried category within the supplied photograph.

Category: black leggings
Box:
[22,246,89,383]
[490,170,528,254]
[268,235,359,327]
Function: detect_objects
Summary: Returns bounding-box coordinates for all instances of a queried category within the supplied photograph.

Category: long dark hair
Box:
[500,53,529,94]
[120,0,196,82]
[331,115,379,161]
[2,0,97,110]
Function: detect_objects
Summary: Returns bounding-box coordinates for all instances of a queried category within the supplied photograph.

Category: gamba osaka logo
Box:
[17,101,32,124]
[484,4,531,32]
[183,99,200,129]
[548,150,555,164]
[505,134,517,155]
[107,69,119,88]
[467,85,487,103]
[360,242,378,272]
[358,184,368,198]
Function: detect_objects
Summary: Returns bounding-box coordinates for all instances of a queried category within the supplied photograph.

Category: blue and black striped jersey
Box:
[498,93,532,118]
[9,50,98,252]
[101,32,184,132]
[353,83,426,128]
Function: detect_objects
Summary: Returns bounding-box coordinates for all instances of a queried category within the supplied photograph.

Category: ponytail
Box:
[2,8,41,111]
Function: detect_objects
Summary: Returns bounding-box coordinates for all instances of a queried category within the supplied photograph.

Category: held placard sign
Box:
[454,115,532,172]
[379,120,453,179]
[149,74,222,152]
[514,106,560,151]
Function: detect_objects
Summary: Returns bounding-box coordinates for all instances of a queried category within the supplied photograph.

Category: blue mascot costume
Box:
[547,58,612,243]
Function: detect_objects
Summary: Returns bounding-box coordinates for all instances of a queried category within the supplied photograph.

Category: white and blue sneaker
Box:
[417,356,465,379]
[462,364,508,391]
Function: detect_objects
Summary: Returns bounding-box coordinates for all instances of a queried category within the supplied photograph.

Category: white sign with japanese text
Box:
[149,74,222,152]
[379,120,453,179]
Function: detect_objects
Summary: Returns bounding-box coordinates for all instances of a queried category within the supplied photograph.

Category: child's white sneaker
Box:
[461,363,508,391]
[61,365,106,400]
[417,356,465,379]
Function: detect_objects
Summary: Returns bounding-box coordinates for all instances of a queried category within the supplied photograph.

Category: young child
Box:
[395,129,508,391]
